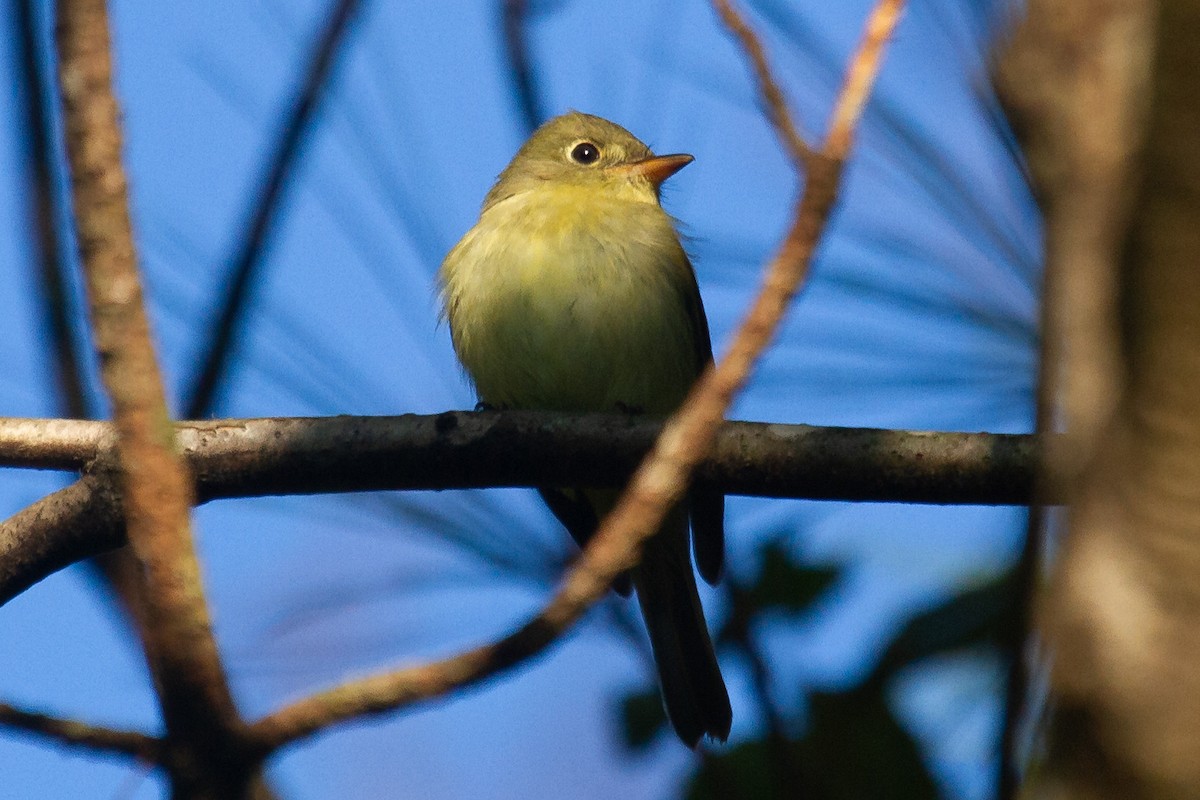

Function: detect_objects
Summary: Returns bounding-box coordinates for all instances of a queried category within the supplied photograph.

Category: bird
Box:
[439,111,731,746]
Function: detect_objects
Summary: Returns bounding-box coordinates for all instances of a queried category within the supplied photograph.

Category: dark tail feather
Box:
[689,482,725,585]
[634,520,732,747]
[539,487,632,594]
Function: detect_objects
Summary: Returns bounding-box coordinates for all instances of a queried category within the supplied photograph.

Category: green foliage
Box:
[744,543,841,613]
[721,543,840,644]
[686,687,938,800]
[792,688,939,800]
[686,740,777,800]
[870,571,1016,682]
[619,537,1018,799]
[621,688,668,748]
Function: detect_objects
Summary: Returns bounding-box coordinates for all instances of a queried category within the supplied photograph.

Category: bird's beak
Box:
[618,153,694,187]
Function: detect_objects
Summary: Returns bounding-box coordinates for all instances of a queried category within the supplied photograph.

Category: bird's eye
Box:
[569,141,601,165]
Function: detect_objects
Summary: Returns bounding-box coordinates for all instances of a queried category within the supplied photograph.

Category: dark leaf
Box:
[748,543,840,613]
[620,688,668,750]
[686,687,937,799]
[720,544,839,645]
[687,740,777,800]
[872,570,1016,681]
[794,688,940,800]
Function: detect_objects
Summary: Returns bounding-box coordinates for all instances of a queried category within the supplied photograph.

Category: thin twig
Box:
[56,0,238,752]
[502,0,545,133]
[718,549,826,791]
[1000,191,1059,800]
[14,0,91,419]
[744,631,819,795]
[0,702,162,761]
[243,0,905,754]
[999,505,1040,794]
[822,0,904,158]
[712,0,814,167]
[185,0,363,418]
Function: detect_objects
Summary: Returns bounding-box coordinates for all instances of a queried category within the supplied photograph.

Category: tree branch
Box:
[0,418,109,469]
[995,0,1157,796]
[992,0,1200,797]
[0,702,161,761]
[166,417,1032,503]
[55,0,242,787]
[0,472,122,603]
[988,0,1156,796]
[0,413,1037,503]
[0,413,1035,609]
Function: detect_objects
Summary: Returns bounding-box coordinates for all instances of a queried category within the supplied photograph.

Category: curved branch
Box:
[0,473,122,604]
[0,702,161,761]
[244,609,565,754]
[713,0,813,166]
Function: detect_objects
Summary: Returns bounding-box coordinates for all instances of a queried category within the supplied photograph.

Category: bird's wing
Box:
[678,253,725,586]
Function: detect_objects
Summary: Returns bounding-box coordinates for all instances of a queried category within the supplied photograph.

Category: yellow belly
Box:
[440,187,700,413]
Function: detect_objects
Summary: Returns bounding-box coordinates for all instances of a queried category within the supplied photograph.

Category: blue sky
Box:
[0,1,1036,797]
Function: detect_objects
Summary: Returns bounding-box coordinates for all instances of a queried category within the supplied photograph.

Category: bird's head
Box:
[483,112,693,210]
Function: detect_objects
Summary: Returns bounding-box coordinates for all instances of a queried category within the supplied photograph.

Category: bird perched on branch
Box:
[440,111,730,746]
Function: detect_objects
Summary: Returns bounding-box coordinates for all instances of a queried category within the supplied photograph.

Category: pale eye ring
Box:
[569,141,601,165]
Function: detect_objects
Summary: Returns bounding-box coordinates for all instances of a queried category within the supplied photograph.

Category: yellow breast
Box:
[440,185,699,413]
